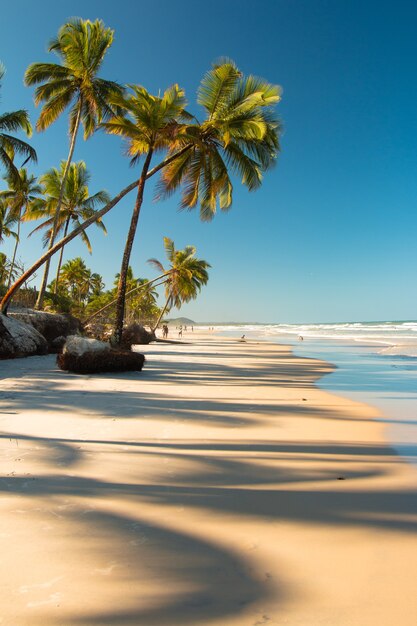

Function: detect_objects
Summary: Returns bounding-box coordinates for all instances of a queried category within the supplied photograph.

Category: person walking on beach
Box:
[178,324,183,338]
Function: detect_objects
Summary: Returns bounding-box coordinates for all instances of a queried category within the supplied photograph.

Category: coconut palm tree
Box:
[2,60,281,315]
[23,160,109,291]
[158,59,282,220]
[102,83,190,344]
[148,237,210,331]
[25,18,122,308]
[59,257,92,306]
[0,168,42,287]
[0,63,37,182]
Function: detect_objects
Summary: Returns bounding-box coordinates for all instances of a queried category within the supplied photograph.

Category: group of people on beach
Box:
[160,323,194,339]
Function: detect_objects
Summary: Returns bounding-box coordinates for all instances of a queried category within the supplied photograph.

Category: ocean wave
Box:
[206,321,417,345]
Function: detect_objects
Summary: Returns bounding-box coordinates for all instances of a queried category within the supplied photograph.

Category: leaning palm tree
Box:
[23,161,109,291]
[2,60,281,315]
[148,237,210,332]
[102,83,190,344]
[0,168,43,287]
[0,63,37,182]
[25,18,122,308]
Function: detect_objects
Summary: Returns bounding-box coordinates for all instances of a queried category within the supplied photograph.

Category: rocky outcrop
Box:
[57,335,145,374]
[120,323,155,348]
[9,309,81,346]
[0,313,48,359]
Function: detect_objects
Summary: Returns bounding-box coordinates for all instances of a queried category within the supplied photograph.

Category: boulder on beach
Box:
[120,323,155,348]
[0,313,48,359]
[9,309,81,352]
[57,334,145,374]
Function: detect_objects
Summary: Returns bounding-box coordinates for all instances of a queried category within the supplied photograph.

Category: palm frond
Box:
[36,89,75,131]
[197,60,241,118]
[147,258,165,273]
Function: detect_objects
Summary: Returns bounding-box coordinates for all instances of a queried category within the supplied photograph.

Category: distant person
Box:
[192,326,194,332]
[162,324,168,338]
[178,325,183,338]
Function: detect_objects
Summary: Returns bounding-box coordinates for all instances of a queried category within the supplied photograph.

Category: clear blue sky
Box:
[1,0,416,323]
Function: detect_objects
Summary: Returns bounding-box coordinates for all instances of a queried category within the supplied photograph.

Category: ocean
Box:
[202,321,417,466]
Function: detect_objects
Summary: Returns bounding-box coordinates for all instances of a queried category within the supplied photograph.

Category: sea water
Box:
[204,322,417,466]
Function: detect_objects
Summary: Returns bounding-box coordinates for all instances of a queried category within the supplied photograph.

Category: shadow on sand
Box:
[0,347,417,625]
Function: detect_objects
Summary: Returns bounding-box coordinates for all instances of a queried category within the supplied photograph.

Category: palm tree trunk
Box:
[151,295,171,333]
[1,143,193,314]
[7,211,21,289]
[112,149,154,346]
[35,101,83,310]
[54,217,70,293]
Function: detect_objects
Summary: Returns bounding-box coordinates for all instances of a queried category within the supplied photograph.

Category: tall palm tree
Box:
[23,160,109,291]
[2,60,281,315]
[148,237,210,331]
[0,168,42,287]
[0,63,37,182]
[102,83,190,344]
[25,18,122,308]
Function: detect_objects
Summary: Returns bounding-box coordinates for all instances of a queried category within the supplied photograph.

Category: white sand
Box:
[0,332,417,625]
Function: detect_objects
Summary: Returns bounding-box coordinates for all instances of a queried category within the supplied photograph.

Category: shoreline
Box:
[1,332,417,625]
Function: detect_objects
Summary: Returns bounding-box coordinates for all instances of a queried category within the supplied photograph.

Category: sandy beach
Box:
[1,332,417,625]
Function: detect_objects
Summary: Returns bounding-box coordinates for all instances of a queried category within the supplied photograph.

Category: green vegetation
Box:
[24,161,109,291]
[148,237,210,332]
[24,18,122,308]
[0,64,37,183]
[0,17,282,336]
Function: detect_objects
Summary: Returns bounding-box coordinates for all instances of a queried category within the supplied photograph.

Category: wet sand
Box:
[0,333,417,625]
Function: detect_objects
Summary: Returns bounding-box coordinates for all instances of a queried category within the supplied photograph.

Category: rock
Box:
[63,335,111,357]
[0,313,48,359]
[57,334,145,374]
[120,323,155,348]
[9,309,82,346]
[48,335,67,354]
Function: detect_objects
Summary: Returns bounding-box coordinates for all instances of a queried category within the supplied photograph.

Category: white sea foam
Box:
[200,321,417,358]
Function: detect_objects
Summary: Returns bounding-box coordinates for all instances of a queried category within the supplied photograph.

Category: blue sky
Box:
[1,0,417,323]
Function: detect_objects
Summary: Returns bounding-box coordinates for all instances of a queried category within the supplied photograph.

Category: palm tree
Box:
[0,168,42,287]
[158,59,281,220]
[148,237,210,332]
[23,161,109,291]
[25,18,122,308]
[0,63,37,182]
[2,60,281,315]
[59,257,92,306]
[102,83,190,344]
